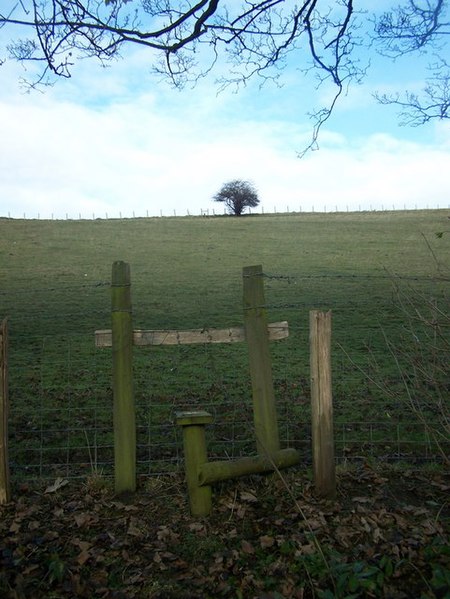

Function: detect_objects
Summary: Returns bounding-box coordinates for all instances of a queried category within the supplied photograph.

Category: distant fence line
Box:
[2,203,448,221]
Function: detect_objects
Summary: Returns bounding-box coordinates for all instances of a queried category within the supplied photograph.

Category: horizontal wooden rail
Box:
[198,448,300,486]
[95,321,288,348]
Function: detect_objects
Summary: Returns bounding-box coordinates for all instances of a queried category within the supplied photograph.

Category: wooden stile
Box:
[96,262,336,513]
[98,261,291,504]
[0,319,10,504]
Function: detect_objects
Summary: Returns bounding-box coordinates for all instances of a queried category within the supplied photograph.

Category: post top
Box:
[175,410,213,426]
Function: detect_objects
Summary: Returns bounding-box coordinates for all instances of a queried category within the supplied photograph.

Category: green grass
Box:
[0,210,448,479]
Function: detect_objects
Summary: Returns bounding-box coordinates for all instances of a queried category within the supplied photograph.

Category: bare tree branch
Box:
[373,0,450,124]
[0,0,361,150]
[374,0,449,56]
[1,1,449,148]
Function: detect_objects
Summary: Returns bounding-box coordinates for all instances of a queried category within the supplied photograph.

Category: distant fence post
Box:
[111,262,136,493]
[310,310,336,498]
[0,319,10,504]
[243,265,280,456]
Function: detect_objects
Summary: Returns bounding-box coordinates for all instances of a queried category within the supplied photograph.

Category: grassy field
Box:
[0,210,448,479]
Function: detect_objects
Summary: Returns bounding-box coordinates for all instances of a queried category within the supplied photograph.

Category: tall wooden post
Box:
[243,265,280,456]
[310,310,336,498]
[0,319,10,504]
[112,262,136,493]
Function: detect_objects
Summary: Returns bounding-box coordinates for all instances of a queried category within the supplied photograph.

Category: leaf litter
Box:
[0,465,448,598]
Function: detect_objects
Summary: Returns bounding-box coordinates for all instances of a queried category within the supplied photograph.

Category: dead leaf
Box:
[373,526,383,543]
[236,505,247,518]
[22,564,40,576]
[44,478,69,494]
[240,491,258,503]
[127,517,142,537]
[127,572,143,584]
[157,526,171,541]
[153,552,168,570]
[9,520,20,533]
[72,539,92,552]
[74,512,96,528]
[360,517,371,533]
[42,530,60,542]
[295,544,316,556]
[77,549,91,566]
[241,540,255,554]
[303,518,323,531]
[188,522,206,533]
[259,535,275,549]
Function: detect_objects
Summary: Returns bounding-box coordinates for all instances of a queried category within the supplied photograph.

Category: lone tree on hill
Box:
[213,180,260,216]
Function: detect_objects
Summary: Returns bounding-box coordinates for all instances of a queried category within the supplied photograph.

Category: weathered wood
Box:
[310,310,336,499]
[112,262,136,493]
[176,410,215,427]
[243,265,280,456]
[0,319,10,504]
[198,448,300,486]
[176,411,213,517]
[95,321,289,348]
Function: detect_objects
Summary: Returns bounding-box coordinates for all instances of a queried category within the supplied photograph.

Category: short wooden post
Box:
[0,319,10,504]
[112,261,136,493]
[176,411,213,517]
[243,265,280,456]
[310,310,336,498]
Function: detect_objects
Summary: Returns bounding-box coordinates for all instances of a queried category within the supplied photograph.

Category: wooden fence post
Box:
[176,411,213,517]
[0,319,10,504]
[243,265,280,456]
[112,262,136,493]
[310,310,336,498]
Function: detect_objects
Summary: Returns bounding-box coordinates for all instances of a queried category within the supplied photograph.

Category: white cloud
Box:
[0,53,449,219]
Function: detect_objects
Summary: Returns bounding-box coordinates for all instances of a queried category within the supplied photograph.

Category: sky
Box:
[0,3,449,219]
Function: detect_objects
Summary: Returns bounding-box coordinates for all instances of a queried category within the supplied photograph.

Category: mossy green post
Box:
[198,448,300,486]
[176,411,213,517]
[111,261,136,493]
[243,265,280,456]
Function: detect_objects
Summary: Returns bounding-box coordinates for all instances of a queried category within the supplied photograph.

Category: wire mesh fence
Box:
[1,268,449,482]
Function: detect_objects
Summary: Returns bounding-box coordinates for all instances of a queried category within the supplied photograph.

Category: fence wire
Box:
[1,272,448,481]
